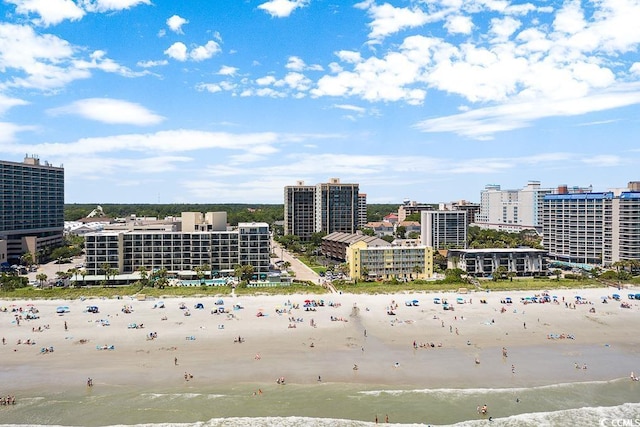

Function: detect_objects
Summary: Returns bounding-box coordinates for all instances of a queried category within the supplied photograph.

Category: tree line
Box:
[65,203,405,225]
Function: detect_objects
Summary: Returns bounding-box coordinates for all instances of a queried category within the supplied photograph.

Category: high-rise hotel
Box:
[542,182,640,266]
[0,156,64,264]
[284,178,363,240]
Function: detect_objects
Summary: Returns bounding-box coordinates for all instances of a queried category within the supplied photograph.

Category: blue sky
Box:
[1,0,639,205]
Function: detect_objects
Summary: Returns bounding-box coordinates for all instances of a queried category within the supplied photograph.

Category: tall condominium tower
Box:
[284,178,361,240]
[315,178,360,235]
[0,156,64,263]
[284,181,316,240]
[542,182,640,266]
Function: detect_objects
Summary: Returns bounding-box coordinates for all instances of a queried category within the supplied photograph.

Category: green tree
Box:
[20,252,35,268]
[360,227,375,236]
[395,225,406,239]
[234,264,254,282]
[36,273,48,288]
[138,266,149,287]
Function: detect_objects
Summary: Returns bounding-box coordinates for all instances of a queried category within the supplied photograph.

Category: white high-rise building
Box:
[475,181,592,233]
[421,210,467,249]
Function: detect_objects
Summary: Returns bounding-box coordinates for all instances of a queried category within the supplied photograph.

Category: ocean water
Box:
[2,378,639,426]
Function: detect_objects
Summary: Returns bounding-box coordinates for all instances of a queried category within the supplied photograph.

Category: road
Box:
[271,239,326,287]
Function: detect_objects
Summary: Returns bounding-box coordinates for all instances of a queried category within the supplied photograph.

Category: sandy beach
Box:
[2,285,640,397]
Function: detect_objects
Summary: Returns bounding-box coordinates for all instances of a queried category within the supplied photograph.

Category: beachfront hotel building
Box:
[346,240,433,281]
[447,248,548,277]
[284,181,316,241]
[0,156,64,263]
[284,178,361,240]
[420,210,467,249]
[475,181,592,233]
[84,212,270,279]
[542,182,640,266]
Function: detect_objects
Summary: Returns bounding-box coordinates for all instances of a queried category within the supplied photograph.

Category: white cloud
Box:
[137,59,168,68]
[0,23,90,91]
[414,85,640,139]
[0,24,145,91]
[164,41,220,62]
[0,94,29,115]
[489,17,521,42]
[73,50,148,78]
[333,104,366,114]
[6,0,151,25]
[190,40,221,61]
[196,83,223,93]
[81,0,151,13]
[164,42,188,61]
[357,1,433,41]
[553,0,586,35]
[6,0,85,26]
[581,155,622,167]
[0,122,35,144]
[258,0,308,18]
[48,98,165,126]
[16,130,336,164]
[286,56,306,71]
[166,15,188,34]
[218,65,238,76]
[445,15,473,35]
[256,76,277,86]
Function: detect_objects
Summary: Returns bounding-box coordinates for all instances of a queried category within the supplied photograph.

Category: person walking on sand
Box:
[174,357,178,366]
[64,321,68,331]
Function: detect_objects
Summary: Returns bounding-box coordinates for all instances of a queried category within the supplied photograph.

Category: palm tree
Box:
[36,273,47,288]
[80,269,87,286]
[101,262,111,283]
[68,267,79,287]
[137,266,149,287]
[412,264,423,279]
[20,252,34,269]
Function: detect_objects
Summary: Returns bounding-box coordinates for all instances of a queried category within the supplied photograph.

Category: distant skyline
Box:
[1,0,639,204]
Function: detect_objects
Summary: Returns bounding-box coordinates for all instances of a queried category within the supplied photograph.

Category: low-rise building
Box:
[362,221,395,237]
[447,248,548,277]
[321,232,388,261]
[347,241,433,281]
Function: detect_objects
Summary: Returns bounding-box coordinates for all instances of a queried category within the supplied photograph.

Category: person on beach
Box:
[87,377,93,387]
[174,357,178,366]
[64,321,68,331]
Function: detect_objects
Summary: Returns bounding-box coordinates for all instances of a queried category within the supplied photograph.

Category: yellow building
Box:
[346,241,433,281]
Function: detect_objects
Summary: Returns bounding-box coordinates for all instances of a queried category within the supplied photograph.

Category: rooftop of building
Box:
[448,247,547,253]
